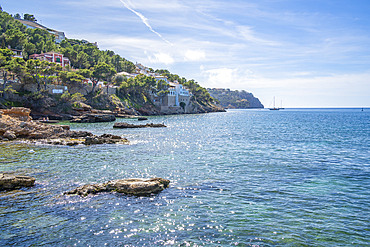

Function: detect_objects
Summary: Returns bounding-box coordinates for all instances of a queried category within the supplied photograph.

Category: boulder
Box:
[3,130,17,140]
[113,122,166,128]
[60,125,70,130]
[0,173,36,191]
[65,177,170,197]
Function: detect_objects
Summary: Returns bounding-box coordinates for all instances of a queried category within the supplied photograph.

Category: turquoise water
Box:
[1,108,370,246]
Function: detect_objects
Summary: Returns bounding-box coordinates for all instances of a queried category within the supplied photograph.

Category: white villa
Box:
[132,63,192,109]
[16,19,66,44]
[166,82,191,106]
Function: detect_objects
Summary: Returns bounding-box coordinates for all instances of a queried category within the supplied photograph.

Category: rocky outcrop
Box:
[40,134,129,146]
[70,113,116,123]
[31,111,73,121]
[113,122,166,128]
[0,107,128,146]
[0,111,92,141]
[207,88,264,109]
[84,134,128,145]
[65,177,170,197]
[188,102,226,114]
[72,102,93,112]
[0,107,32,121]
[0,172,36,191]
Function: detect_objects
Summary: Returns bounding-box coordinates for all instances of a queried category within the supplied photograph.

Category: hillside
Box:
[0,9,225,116]
[207,88,264,109]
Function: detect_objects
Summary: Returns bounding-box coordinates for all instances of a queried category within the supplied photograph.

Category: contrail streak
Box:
[119,0,172,45]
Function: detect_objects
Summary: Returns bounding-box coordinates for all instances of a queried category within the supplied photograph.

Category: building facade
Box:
[16,19,66,43]
[29,51,70,67]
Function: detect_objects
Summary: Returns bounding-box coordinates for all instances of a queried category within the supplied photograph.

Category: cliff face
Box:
[207,88,264,109]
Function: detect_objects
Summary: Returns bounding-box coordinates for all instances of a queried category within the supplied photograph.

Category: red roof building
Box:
[29,51,70,67]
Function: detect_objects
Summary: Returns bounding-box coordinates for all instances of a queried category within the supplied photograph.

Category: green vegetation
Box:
[207,88,264,108]
[0,7,220,112]
[154,70,215,106]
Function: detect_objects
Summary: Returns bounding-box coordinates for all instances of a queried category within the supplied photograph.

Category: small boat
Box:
[269,97,279,110]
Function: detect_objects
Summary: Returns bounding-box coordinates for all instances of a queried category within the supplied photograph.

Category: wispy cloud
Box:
[118,0,172,45]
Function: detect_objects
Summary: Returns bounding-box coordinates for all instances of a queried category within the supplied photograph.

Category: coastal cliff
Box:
[207,88,264,109]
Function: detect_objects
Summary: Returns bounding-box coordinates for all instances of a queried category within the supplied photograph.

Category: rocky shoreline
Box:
[0,107,173,195]
[0,107,128,145]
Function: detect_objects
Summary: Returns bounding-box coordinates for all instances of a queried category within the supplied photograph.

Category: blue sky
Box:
[2,0,370,107]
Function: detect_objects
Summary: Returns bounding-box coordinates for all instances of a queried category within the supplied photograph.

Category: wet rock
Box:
[84,134,127,145]
[113,122,166,128]
[70,114,116,123]
[138,117,148,121]
[3,130,16,140]
[0,173,36,191]
[65,178,170,197]
[60,125,70,130]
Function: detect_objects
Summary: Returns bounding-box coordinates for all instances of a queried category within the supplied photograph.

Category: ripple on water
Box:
[1,109,370,245]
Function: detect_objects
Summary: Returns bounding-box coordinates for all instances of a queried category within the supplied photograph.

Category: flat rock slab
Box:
[36,134,129,146]
[65,178,170,197]
[70,114,116,123]
[113,122,166,128]
[0,173,36,191]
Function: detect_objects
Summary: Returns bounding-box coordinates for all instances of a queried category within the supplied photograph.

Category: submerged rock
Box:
[0,173,36,191]
[65,177,170,197]
[113,122,166,128]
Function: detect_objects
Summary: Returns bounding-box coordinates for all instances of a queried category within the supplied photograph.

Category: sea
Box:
[0,108,369,246]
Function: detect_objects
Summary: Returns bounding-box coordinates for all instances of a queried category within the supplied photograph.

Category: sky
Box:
[2,0,370,107]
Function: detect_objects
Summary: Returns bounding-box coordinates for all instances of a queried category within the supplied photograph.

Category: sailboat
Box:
[269,97,279,110]
[279,100,284,110]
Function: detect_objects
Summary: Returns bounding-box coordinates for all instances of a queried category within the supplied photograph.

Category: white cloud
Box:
[147,52,174,65]
[184,50,206,61]
[202,68,239,86]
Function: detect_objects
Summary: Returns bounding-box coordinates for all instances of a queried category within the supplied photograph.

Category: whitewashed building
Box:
[132,63,192,109]
[16,19,66,43]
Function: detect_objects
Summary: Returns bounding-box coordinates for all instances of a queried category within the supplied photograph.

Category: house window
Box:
[56,57,61,63]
